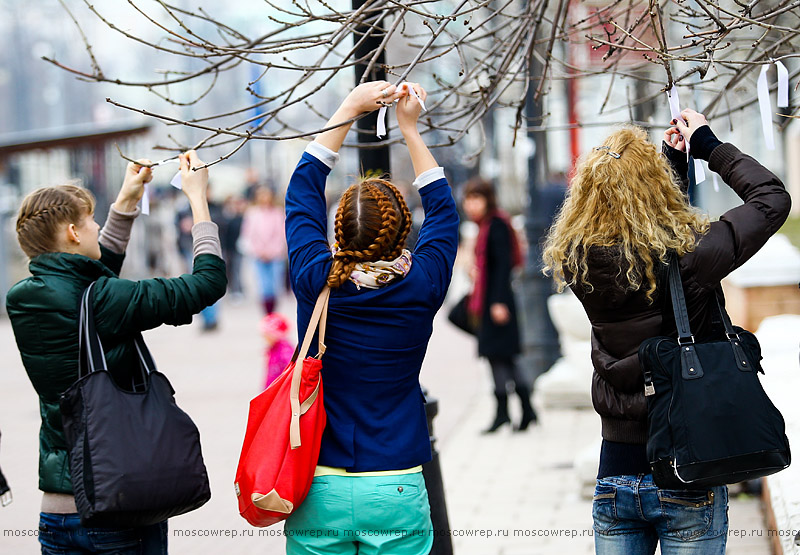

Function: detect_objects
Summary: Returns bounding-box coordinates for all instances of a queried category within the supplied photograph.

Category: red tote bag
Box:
[235,287,330,527]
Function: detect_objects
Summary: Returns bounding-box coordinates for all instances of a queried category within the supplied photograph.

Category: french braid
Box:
[326,177,413,288]
[375,180,412,258]
[15,185,95,258]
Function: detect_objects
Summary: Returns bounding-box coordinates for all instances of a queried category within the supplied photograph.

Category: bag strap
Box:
[667,255,694,345]
[289,286,331,450]
[79,282,108,378]
[666,254,750,376]
[666,254,705,379]
[78,282,156,391]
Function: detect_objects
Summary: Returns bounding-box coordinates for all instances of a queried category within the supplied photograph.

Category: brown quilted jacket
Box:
[571,142,791,444]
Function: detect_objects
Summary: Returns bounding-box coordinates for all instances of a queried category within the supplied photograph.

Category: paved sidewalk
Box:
[0,291,770,554]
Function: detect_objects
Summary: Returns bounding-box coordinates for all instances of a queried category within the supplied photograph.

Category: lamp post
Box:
[521,37,562,387]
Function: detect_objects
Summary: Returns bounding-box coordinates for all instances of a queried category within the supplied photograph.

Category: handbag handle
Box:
[289,286,331,450]
[79,282,158,392]
[666,255,751,375]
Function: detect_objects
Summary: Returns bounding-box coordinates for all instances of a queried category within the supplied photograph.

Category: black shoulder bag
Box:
[60,282,211,527]
[638,255,790,489]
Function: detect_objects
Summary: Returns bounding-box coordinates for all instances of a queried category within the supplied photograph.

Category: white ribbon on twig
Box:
[377,82,427,139]
[666,85,706,184]
[142,184,150,215]
[137,159,182,216]
[758,66,776,150]
[757,60,790,151]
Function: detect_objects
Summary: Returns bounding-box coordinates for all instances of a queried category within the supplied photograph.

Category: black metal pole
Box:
[352,0,391,175]
[521,51,562,386]
[422,394,453,555]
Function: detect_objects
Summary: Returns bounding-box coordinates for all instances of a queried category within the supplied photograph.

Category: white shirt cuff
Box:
[412,167,446,189]
[305,142,340,169]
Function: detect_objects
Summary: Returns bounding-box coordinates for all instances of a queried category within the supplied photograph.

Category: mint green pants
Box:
[284,473,433,555]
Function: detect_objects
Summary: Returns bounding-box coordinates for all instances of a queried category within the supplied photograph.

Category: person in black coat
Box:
[463,178,537,433]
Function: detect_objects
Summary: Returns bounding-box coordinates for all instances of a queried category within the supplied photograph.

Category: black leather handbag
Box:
[638,255,790,489]
[447,294,477,335]
[60,283,211,527]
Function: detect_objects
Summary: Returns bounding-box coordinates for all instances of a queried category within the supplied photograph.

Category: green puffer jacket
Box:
[6,246,226,494]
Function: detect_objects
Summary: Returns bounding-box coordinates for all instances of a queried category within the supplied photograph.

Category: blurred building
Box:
[0,121,151,314]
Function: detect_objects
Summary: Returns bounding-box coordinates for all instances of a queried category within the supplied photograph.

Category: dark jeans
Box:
[39,513,167,555]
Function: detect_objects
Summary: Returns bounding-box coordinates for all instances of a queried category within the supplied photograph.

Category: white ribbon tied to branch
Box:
[757,60,790,151]
[138,159,182,216]
[376,83,427,139]
[666,86,706,185]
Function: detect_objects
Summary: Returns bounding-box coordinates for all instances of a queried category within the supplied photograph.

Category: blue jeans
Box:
[39,513,167,555]
[593,475,728,554]
[254,258,285,301]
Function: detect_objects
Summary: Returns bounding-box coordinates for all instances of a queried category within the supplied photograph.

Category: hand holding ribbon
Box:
[377,82,427,139]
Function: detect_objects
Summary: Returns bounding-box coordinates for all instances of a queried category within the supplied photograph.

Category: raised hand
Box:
[341,81,403,116]
[673,108,710,144]
[396,83,426,132]
[664,127,686,153]
[180,151,212,224]
[115,160,153,212]
[179,151,209,201]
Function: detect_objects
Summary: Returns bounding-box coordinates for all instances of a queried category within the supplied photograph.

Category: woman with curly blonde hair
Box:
[543,109,790,554]
[282,81,458,554]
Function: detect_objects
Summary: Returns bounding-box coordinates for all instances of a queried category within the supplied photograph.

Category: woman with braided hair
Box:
[283,82,459,554]
[7,151,226,554]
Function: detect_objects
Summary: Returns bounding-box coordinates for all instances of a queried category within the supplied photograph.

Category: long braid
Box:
[377,180,412,258]
[326,177,414,289]
[327,187,356,288]
[357,182,397,260]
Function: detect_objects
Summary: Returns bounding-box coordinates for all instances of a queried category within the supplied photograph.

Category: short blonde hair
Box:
[16,185,96,258]
[542,126,709,302]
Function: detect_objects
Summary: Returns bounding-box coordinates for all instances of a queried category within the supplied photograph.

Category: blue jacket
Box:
[285,149,459,471]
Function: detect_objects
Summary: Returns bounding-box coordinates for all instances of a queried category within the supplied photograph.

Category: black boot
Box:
[483,393,511,434]
[515,385,538,431]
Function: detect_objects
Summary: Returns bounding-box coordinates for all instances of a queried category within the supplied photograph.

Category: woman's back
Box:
[286,147,458,471]
[548,125,791,446]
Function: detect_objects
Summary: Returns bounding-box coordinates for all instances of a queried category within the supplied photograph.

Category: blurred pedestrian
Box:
[260,312,294,389]
[222,195,246,300]
[282,81,458,554]
[6,151,226,554]
[241,186,287,314]
[462,177,536,433]
[542,111,791,553]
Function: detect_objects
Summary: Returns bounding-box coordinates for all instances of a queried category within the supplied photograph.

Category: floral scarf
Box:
[330,245,413,290]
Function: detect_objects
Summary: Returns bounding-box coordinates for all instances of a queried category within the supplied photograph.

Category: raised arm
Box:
[674,109,791,285]
[314,81,402,153]
[662,127,689,196]
[98,160,153,274]
[93,151,227,337]
[396,83,437,177]
[396,83,460,303]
